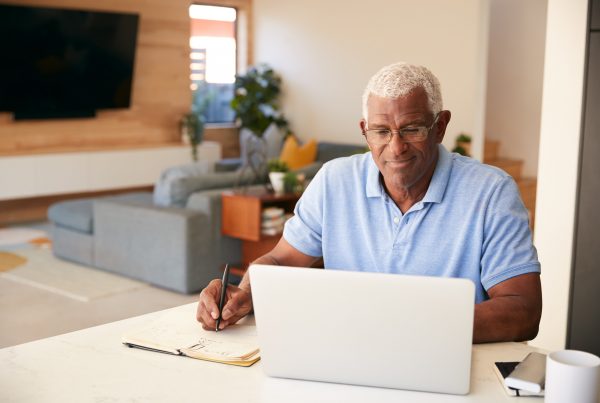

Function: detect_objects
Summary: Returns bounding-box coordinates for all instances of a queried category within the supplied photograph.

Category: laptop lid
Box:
[250,264,475,395]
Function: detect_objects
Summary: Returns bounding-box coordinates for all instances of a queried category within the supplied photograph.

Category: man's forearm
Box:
[473,295,541,343]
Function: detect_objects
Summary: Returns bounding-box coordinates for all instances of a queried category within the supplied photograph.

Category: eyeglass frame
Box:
[361,112,441,145]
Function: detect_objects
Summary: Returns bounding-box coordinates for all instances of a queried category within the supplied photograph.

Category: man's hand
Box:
[196,279,252,331]
[197,237,320,330]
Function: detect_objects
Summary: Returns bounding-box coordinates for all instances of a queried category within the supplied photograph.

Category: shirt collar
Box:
[366,156,384,198]
[364,144,452,204]
[422,144,451,204]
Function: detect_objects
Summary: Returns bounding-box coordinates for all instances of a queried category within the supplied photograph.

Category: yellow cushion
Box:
[279,136,317,170]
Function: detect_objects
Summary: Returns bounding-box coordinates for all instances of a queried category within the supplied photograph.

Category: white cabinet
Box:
[0,142,221,200]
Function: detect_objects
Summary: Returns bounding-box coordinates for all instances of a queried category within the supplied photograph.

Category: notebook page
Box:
[181,337,259,360]
[121,303,258,355]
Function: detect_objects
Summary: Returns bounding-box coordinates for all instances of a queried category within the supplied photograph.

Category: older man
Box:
[197,62,542,343]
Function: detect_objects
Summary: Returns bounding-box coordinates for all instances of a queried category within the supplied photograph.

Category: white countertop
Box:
[0,303,543,402]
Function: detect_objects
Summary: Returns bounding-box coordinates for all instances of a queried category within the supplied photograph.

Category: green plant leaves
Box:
[230,64,289,137]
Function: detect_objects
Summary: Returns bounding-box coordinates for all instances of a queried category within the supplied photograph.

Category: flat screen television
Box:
[0,4,139,120]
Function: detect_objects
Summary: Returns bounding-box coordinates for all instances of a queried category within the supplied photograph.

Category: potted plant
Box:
[455,133,472,156]
[230,64,289,138]
[267,158,289,195]
[180,85,212,161]
[180,112,204,161]
[230,65,289,186]
[283,171,305,194]
[451,145,468,156]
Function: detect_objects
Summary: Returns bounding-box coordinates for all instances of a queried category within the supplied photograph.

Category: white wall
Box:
[0,143,221,200]
[484,0,547,176]
[530,0,588,351]
[253,0,490,160]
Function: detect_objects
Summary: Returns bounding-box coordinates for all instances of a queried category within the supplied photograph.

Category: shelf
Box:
[221,190,300,265]
[221,190,299,242]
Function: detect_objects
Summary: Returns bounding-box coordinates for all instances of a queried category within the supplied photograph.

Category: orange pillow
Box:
[279,136,317,170]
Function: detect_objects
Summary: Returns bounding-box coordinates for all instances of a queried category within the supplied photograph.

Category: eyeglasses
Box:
[362,113,440,145]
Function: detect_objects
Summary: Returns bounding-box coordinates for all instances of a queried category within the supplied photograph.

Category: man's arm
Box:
[196,237,320,330]
[237,237,322,292]
[473,273,542,343]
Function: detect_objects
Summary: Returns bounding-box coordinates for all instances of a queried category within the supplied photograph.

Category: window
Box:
[189,4,237,123]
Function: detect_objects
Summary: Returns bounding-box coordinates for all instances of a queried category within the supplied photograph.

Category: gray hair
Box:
[361,62,443,122]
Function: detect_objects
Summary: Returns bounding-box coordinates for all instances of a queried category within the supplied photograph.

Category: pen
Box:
[216,263,230,332]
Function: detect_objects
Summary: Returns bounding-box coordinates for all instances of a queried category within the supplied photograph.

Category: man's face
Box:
[360,88,449,191]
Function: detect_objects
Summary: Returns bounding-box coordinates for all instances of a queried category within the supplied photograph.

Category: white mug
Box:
[545,349,600,403]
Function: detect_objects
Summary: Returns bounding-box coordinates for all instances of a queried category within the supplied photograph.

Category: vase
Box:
[181,126,191,144]
[269,172,285,195]
[236,128,269,190]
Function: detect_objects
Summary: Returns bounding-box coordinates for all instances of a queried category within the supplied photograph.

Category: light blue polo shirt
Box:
[283,145,540,303]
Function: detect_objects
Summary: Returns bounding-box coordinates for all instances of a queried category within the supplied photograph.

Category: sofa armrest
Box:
[186,188,245,267]
[215,158,242,172]
[292,161,323,180]
[93,199,232,293]
[155,170,264,208]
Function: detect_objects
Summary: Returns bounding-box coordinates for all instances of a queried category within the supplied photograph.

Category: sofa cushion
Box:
[154,170,264,208]
[239,123,285,167]
[48,198,96,234]
[48,192,152,234]
[153,161,212,206]
[263,123,286,159]
[279,136,317,170]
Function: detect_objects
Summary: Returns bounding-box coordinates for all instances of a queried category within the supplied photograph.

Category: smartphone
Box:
[505,352,546,393]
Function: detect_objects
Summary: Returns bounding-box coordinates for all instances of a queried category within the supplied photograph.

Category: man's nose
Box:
[387,132,410,153]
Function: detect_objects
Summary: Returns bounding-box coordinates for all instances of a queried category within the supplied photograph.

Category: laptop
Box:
[249,264,475,395]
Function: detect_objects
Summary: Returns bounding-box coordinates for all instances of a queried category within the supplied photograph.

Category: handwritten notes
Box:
[122,304,260,366]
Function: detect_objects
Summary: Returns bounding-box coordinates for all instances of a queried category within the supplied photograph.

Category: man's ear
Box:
[359,119,371,150]
[435,110,451,143]
[359,119,367,132]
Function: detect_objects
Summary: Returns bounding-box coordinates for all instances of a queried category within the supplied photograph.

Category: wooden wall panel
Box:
[204,126,240,158]
[0,0,192,155]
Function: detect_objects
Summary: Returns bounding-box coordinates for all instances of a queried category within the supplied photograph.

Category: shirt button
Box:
[393,216,399,224]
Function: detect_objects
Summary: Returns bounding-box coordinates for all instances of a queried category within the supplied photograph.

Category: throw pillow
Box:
[263,123,286,159]
[239,123,285,166]
[153,161,213,206]
[279,136,317,170]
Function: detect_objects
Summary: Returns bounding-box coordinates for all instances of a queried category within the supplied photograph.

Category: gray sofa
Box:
[48,142,365,294]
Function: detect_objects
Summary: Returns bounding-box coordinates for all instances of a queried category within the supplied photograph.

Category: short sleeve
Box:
[480,176,541,290]
[282,165,327,257]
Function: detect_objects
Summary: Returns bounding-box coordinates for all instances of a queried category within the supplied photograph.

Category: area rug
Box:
[0,227,48,246]
[0,251,28,272]
[0,248,146,302]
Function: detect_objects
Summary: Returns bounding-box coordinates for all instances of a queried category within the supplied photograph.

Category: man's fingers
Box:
[221,295,239,320]
[197,280,252,331]
[197,300,217,328]
[216,312,247,330]
[197,279,224,327]
[203,295,220,320]
[201,280,222,320]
